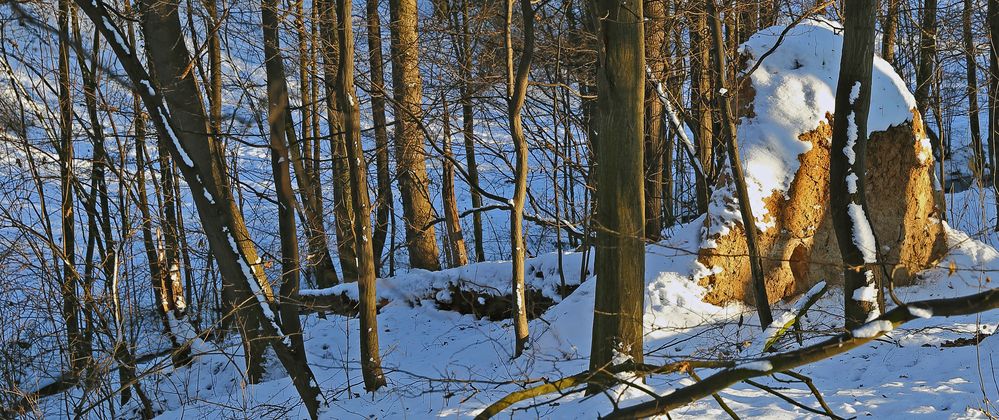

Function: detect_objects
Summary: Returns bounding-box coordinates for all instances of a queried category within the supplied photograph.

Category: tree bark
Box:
[388,0,442,271]
[644,0,666,241]
[990,0,999,229]
[318,0,359,281]
[454,0,485,262]
[293,0,341,289]
[262,0,309,361]
[915,0,939,157]
[588,0,646,391]
[881,0,898,65]
[365,0,395,272]
[58,0,87,376]
[441,96,469,268]
[506,0,534,358]
[963,0,985,180]
[830,0,882,328]
[690,5,714,214]
[334,0,387,390]
[708,0,773,327]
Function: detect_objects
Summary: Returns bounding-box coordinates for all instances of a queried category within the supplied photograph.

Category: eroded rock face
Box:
[697,113,947,305]
[695,20,947,305]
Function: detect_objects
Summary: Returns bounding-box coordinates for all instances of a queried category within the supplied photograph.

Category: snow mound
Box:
[724,18,917,232]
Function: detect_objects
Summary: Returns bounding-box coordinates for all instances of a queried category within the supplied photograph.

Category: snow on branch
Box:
[476,287,999,419]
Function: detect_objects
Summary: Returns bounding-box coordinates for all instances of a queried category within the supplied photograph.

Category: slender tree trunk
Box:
[441,96,469,267]
[588,0,646,391]
[58,0,87,376]
[334,0,387,390]
[157,131,195,368]
[388,0,442,271]
[831,0,882,328]
[990,0,999,229]
[290,0,340,289]
[455,0,485,262]
[707,0,773,327]
[75,0,324,415]
[317,0,359,281]
[365,0,394,272]
[262,0,309,361]
[881,0,898,65]
[644,0,666,241]
[915,0,939,155]
[506,0,534,358]
[964,0,985,180]
[690,6,714,214]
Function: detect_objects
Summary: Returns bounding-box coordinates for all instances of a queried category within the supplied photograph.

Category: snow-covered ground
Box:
[21,190,998,419]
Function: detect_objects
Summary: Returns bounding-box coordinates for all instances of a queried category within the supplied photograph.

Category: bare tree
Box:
[262,0,309,360]
[707,0,773,327]
[334,0,387,390]
[389,0,442,271]
[588,0,647,390]
[830,0,882,328]
[505,0,534,358]
[365,0,395,272]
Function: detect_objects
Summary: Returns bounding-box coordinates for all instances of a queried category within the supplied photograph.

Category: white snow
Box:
[847,202,878,263]
[737,360,774,372]
[844,111,859,164]
[908,305,933,319]
[24,206,999,419]
[852,284,878,303]
[851,320,894,338]
[845,172,859,194]
[849,81,861,104]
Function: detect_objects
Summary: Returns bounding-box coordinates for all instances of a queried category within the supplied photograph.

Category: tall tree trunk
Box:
[317,0,359,281]
[990,0,999,229]
[831,0,882,328]
[334,0,387,390]
[262,0,309,361]
[388,0,442,271]
[965,0,985,180]
[588,0,646,391]
[365,0,394,272]
[75,0,324,416]
[881,0,898,65]
[58,0,87,375]
[440,96,469,267]
[644,0,666,241]
[157,130,195,368]
[291,0,340,289]
[455,0,485,263]
[915,0,939,157]
[708,0,773,327]
[690,5,714,214]
[506,0,534,358]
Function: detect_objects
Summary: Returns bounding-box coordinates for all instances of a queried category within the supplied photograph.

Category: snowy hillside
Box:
[17,197,996,419]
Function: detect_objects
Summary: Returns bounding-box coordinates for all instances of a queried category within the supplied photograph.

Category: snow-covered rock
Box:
[697,19,947,304]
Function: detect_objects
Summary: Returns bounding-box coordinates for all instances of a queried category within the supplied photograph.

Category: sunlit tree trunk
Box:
[505,0,534,358]
[365,0,395,272]
[388,0,442,271]
[334,0,387,390]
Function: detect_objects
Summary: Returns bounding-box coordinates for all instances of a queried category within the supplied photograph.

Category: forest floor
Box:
[30,187,988,419]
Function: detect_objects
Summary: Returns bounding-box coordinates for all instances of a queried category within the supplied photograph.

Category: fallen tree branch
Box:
[475,288,999,419]
[605,289,999,418]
